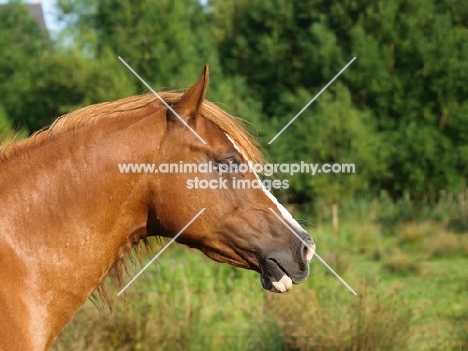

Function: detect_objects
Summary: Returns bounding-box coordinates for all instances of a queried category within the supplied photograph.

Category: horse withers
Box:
[0,65,315,350]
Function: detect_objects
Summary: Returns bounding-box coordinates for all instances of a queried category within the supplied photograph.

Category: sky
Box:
[0,0,61,32]
[38,0,62,32]
[36,0,60,31]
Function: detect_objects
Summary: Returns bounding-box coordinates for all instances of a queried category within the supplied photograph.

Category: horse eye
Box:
[217,156,241,170]
[219,156,239,165]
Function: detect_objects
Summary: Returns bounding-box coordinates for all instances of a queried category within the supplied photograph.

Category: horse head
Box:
[148,65,315,292]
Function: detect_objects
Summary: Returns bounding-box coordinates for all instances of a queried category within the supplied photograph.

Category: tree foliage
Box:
[0,2,135,132]
[1,0,467,204]
[270,84,384,204]
[210,0,468,199]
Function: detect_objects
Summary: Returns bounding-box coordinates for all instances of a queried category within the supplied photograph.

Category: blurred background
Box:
[1,0,467,350]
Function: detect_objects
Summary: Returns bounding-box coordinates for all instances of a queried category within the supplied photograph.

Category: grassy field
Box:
[52,196,468,351]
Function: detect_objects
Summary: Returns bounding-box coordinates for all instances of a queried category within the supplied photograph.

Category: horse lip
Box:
[259,258,294,293]
[268,257,309,285]
[268,258,290,279]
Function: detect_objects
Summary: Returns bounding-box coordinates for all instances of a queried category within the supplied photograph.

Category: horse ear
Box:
[168,64,209,124]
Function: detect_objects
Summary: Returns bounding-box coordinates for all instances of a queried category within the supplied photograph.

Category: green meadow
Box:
[52,196,468,351]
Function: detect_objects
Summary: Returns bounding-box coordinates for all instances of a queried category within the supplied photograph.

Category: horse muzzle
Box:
[260,238,315,293]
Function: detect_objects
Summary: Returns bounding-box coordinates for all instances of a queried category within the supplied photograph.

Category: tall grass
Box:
[52,247,285,351]
[267,282,412,351]
[53,272,414,351]
[52,195,468,350]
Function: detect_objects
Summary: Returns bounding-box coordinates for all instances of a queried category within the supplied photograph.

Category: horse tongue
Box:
[272,275,293,293]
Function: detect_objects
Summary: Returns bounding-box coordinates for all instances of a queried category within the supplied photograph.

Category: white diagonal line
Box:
[118,56,207,145]
[269,208,357,295]
[268,57,356,144]
[117,208,206,296]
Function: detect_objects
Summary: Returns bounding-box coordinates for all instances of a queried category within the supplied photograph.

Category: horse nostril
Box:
[303,240,315,263]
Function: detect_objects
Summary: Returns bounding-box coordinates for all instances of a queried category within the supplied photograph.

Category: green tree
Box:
[270,84,384,228]
[0,1,137,132]
[56,0,263,127]
[211,0,468,200]
[0,1,48,133]
[58,0,222,87]
[25,48,137,131]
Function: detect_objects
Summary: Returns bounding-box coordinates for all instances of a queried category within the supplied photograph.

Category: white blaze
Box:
[225,135,307,233]
[225,135,317,292]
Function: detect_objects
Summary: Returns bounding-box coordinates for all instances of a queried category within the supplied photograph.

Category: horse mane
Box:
[0,92,266,310]
[0,92,265,165]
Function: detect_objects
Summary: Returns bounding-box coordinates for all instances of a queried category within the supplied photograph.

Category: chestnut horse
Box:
[0,65,315,350]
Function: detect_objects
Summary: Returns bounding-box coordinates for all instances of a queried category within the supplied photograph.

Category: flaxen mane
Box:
[0,93,266,309]
[0,93,265,165]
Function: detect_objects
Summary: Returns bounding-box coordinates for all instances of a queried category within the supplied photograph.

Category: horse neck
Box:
[0,108,165,350]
